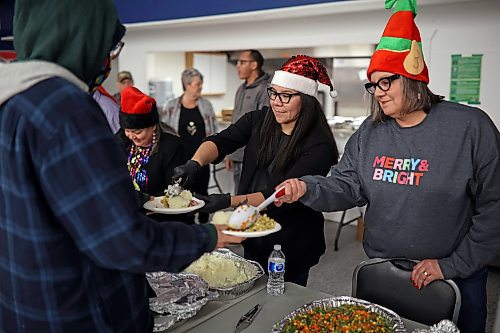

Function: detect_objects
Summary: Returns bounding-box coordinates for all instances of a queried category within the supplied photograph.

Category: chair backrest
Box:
[352,258,461,326]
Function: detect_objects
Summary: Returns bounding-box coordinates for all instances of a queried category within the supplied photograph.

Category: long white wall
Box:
[118,0,500,128]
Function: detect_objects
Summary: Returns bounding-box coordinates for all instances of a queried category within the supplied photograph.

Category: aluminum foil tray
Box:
[146,272,218,332]
[186,248,264,301]
[272,296,406,333]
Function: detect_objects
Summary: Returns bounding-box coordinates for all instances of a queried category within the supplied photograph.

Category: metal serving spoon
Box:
[166,178,183,197]
[228,186,286,230]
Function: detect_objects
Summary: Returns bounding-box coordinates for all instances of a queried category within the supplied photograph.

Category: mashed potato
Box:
[184,253,257,288]
[161,189,193,209]
[212,211,232,225]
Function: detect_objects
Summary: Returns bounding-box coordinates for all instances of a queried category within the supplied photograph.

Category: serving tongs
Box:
[234,304,262,333]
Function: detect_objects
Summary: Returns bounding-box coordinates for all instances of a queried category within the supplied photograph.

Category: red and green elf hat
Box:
[367,0,429,83]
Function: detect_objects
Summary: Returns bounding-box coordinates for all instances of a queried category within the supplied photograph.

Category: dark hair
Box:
[247,49,264,71]
[371,76,443,123]
[257,94,338,174]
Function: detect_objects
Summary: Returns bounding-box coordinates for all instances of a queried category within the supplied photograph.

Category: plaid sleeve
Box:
[35,92,214,273]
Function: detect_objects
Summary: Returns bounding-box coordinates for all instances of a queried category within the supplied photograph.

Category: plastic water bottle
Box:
[267,244,285,296]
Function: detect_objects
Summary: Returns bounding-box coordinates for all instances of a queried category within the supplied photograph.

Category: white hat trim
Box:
[271,71,318,97]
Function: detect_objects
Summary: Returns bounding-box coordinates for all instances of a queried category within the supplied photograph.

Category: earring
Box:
[152,132,157,145]
[417,93,422,100]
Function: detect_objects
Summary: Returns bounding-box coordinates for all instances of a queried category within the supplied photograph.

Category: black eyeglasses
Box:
[267,88,300,104]
[236,59,256,65]
[364,74,400,95]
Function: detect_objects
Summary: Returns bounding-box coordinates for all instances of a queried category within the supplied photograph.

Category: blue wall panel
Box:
[115,0,347,24]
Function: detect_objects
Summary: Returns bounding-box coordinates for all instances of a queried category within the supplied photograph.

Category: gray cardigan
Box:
[160,95,217,136]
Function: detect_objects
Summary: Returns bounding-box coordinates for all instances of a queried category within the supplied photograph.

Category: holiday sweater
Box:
[301,101,500,279]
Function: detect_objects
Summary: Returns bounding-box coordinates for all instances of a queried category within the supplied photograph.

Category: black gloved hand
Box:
[172,160,201,187]
[196,193,231,214]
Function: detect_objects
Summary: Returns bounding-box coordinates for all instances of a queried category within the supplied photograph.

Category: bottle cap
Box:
[274,244,281,251]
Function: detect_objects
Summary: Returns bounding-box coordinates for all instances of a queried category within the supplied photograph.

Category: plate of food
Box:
[143,189,204,214]
[212,211,281,238]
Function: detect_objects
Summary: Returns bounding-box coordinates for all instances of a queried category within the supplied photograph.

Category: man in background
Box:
[226,49,270,194]
[114,70,134,103]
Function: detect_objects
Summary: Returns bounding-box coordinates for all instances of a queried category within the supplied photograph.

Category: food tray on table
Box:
[272,296,406,333]
[184,248,265,301]
[146,272,218,332]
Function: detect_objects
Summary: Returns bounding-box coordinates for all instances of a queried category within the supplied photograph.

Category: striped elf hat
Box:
[367,0,429,83]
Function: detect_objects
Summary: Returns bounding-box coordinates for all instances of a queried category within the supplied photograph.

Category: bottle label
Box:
[268,261,285,273]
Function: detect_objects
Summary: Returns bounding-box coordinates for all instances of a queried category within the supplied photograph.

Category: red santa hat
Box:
[272,55,337,98]
[119,86,159,129]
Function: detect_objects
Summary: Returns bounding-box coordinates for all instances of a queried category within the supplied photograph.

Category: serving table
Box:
[166,278,428,333]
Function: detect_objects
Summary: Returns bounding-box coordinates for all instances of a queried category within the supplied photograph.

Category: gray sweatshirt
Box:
[229,72,271,161]
[301,101,500,279]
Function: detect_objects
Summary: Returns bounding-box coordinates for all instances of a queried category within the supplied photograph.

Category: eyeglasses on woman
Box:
[267,87,300,104]
[365,74,400,95]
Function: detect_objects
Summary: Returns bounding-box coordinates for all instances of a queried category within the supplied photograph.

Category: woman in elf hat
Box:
[115,86,191,221]
[275,0,499,331]
[173,55,339,286]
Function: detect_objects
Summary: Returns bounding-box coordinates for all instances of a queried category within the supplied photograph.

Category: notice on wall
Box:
[450,54,482,104]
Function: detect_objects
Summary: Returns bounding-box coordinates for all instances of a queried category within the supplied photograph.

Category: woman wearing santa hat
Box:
[115,86,190,221]
[173,55,339,286]
[275,1,499,331]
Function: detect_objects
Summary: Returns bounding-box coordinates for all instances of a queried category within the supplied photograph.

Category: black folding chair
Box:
[352,258,461,326]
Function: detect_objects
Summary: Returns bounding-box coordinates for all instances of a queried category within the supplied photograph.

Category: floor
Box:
[306,220,500,333]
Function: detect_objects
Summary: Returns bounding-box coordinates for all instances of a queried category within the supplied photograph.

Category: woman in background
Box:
[161,69,217,223]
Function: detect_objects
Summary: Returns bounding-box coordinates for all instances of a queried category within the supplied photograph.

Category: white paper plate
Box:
[143,196,205,214]
[221,223,281,238]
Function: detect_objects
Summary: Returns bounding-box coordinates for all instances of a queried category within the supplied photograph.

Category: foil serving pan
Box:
[271,296,406,333]
[146,272,217,332]
[188,248,265,301]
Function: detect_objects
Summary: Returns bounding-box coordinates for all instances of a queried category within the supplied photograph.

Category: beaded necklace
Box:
[127,143,152,191]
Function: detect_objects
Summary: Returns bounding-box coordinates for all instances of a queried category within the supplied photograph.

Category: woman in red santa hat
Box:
[115,86,191,222]
[173,55,339,286]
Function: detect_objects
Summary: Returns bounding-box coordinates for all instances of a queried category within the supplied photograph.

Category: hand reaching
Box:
[274,178,307,207]
[196,193,231,213]
[172,160,201,187]
[214,224,245,248]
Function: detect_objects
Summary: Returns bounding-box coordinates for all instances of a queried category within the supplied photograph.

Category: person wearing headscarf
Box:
[0,1,241,331]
